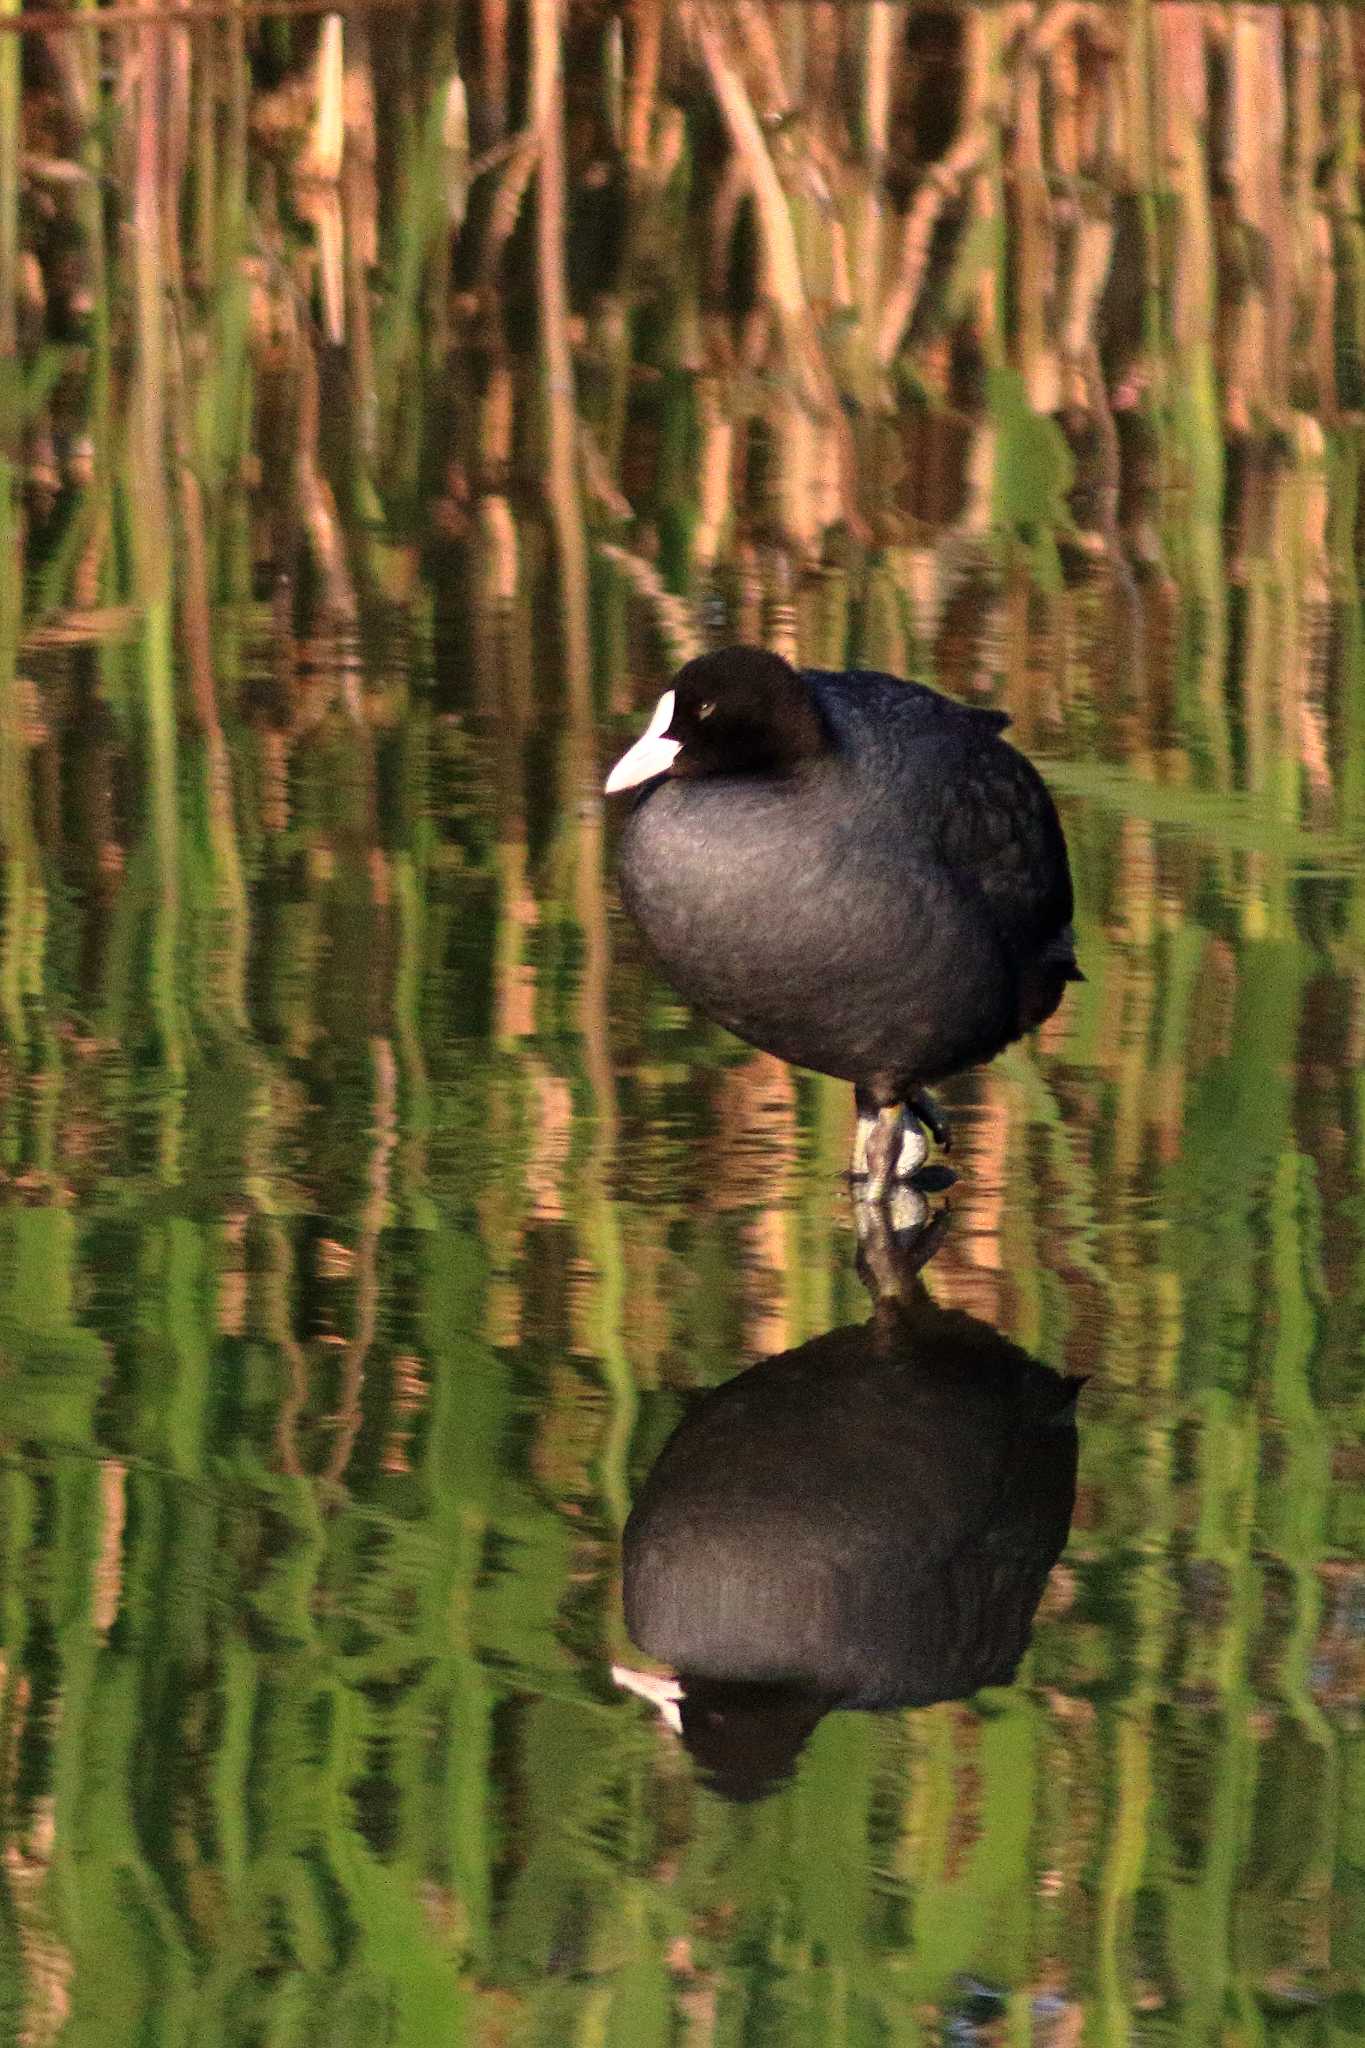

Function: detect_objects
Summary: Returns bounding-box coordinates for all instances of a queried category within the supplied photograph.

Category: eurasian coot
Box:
[616,1198,1081,1799]
[605,647,1079,1196]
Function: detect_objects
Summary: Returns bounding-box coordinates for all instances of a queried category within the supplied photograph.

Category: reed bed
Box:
[0,2,1363,2045]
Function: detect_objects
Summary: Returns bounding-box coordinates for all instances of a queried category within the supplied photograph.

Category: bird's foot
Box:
[856,1178,928,1237]
[853,1185,951,1300]
[850,1103,931,1203]
[849,1093,953,1202]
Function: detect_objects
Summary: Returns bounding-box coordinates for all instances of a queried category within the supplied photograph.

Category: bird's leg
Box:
[907,1087,951,1152]
[850,1107,875,1181]
[861,1103,905,1204]
[853,1088,948,1199]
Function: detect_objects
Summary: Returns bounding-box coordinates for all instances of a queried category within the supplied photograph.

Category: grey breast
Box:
[619,762,1012,1084]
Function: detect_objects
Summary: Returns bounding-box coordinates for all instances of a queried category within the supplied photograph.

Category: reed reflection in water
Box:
[1,0,1365,2043]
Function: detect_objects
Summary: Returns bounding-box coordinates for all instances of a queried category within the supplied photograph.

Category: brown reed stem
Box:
[624,0,662,177]
[530,0,591,728]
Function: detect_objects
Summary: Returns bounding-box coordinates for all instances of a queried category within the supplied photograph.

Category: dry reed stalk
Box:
[624,0,662,178]
[341,17,378,430]
[0,0,17,367]
[298,12,346,341]
[578,421,633,526]
[166,337,218,740]
[1306,193,1339,427]
[190,16,216,286]
[1045,12,1083,178]
[731,0,793,125]
[1028,0,1115,63]
[857,1,895,339]
[1223,10,1291,432]
[476,129,539,290]
[1063,213,1121,552]
[480,0,509,144]
[689,2,830,420]
[1154,28,1212,350]
[469,370,522,672]
[292,316,362,670]
[1,0,418,23]
[529,0,591,729]
[1012,47,1061,415]
[1061,215,1115,387]
[1280,424,1334,813]
[1290,12,1324,253]
[692,374,735,575]
[786,400,847,560]
[475,496,520,615]
[160,9,193,298]
[466,444,535,1058]
[595,543,701,667]
[130,31,171,603]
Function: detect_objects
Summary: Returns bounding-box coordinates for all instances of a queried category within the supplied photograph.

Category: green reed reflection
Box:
[0,2,1364,2045]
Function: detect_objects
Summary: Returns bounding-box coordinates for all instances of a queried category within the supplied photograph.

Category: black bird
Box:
[617,1200,1082,1800]
[605,647,1079,1197]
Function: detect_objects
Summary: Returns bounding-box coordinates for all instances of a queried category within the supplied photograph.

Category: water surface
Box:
[3,5,1365,2044]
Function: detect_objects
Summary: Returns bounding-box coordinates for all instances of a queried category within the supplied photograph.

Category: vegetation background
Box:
[0,0,1364,2042]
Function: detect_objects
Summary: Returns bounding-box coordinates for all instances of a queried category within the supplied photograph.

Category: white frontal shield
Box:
[604,691,680,794]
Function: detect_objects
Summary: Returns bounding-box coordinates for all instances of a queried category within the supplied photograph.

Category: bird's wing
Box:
[822,668,1012,734]
[931,740,1074,955]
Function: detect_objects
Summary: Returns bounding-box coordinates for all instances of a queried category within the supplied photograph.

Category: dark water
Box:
[6,5,1365,2043]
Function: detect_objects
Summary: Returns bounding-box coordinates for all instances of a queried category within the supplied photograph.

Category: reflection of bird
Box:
[605,647,1079,1198]
[617,1200,1081,1801]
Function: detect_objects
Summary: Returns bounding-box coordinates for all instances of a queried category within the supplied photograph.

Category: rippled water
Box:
[6,5,1365,2043]
[5,604,1361,2043]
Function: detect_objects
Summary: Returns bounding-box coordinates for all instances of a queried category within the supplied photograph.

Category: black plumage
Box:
[607,648,1079,1187]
